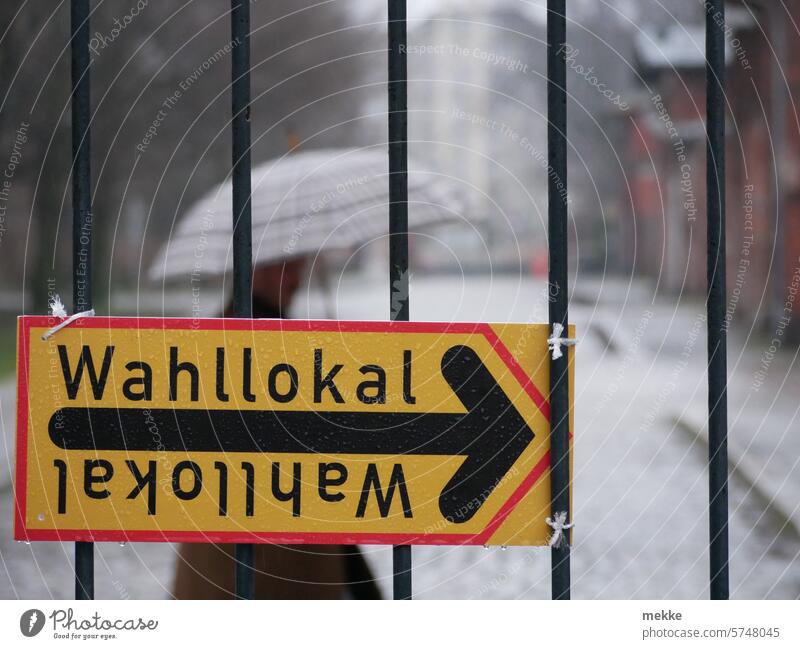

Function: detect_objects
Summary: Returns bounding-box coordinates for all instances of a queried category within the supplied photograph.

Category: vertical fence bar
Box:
[231,0,254,600]
[70,0,94,601]
[388,0,411,601]
[547,0,571,601]
[705,0,729,601]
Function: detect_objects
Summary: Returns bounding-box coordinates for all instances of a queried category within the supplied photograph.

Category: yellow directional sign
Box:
[15,316,573,546]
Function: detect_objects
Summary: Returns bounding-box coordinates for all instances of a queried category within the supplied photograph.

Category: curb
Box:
[671,411,800,542]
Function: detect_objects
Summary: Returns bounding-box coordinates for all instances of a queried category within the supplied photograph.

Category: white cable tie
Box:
[546,511,573,549]
[42,294,95,340]
[49,294,68,318]
[547,322,577,360]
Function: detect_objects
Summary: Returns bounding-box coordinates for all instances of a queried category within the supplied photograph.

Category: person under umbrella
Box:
[172,257,381,599]
[152,148,467,598]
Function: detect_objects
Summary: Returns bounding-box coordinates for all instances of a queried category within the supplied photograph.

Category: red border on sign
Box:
[14,315,553,545]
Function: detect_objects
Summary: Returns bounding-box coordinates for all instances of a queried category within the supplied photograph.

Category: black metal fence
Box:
[66,0,729,600]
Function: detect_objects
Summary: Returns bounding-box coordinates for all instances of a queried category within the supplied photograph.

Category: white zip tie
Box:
[547,322,577,360]
[49,294,68,318]
[41,293,95,341]
[546,511,573,549]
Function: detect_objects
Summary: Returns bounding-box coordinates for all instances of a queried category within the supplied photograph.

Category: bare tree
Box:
[0,0,374,311]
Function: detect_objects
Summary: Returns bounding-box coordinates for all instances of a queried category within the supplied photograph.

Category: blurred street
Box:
[2,273,798,599]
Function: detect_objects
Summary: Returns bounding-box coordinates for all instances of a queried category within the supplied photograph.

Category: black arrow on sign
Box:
[48,345,535,524]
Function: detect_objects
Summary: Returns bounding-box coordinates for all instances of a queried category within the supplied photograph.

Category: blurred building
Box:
[405,3,549,273]
[622,0,800,338]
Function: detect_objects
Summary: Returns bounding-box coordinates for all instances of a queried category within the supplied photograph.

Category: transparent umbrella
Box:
[149,147,469,282]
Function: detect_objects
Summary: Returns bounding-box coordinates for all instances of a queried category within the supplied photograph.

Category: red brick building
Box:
[624,1,800,338]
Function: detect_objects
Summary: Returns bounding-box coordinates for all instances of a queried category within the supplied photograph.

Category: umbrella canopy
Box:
[149,147,468,282]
